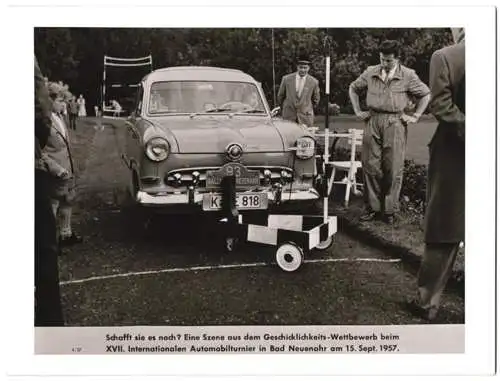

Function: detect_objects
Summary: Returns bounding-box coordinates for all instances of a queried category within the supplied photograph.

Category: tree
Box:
[35,27,453,113]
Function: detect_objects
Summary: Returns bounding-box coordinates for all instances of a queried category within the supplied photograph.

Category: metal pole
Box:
[102,56,107,111]
[271,28,277,108]
[323,36,331,222]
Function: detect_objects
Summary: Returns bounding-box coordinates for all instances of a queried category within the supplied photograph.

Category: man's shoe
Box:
[405,299,438,321]
[359,211,380,222]
[427,307,438,321]
[383,214,395,224]
[60,233,83,247]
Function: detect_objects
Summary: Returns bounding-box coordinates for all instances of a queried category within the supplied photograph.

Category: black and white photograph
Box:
[2,2,496,378]
[34,26,465,327]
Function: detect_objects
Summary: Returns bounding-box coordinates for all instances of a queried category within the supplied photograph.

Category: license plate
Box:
[202,192,268,211]
[206,163,260,189]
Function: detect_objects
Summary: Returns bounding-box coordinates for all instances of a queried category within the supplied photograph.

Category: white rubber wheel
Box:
[315,236,333,251]
[276,243,304,272]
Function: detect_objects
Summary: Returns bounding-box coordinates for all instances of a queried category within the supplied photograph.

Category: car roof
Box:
[144,66,257,84]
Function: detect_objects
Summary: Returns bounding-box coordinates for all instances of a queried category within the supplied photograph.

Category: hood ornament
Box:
[226,142,243,161]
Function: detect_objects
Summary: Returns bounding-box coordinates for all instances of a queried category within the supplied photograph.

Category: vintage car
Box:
[121,66,319,215]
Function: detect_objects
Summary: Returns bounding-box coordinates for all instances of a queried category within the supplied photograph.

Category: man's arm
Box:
[413,91,431,121]
[348,86,363,115]
[349,70,370,120]
[277,75,287,107]
[406,69,431,121]
[428,50,465,125]
[312,79,320,108]
[42,153,68,178]
[35,57,52,149]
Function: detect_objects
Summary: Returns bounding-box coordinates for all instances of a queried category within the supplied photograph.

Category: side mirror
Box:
[271,106,281,117]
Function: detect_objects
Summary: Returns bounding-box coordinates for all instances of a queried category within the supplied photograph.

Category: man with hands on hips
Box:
[349,40,430,224]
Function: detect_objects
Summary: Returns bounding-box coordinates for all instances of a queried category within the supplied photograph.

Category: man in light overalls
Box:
[349,40,431,224]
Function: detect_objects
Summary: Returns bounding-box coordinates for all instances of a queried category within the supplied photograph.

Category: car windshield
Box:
[148,81,267,115]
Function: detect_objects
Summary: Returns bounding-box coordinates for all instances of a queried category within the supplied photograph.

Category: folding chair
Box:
[326,128,364,207]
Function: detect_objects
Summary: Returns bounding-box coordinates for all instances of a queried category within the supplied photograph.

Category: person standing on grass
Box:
[35,57,64,326]
[68,95,79,130]
[43,82,83,247]
[349,40,431,224]
[277,52,320,127]
[77,94,87,117]
[407,28,465,321]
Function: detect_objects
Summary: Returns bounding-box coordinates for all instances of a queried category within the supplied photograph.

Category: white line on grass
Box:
[60,257,401,286]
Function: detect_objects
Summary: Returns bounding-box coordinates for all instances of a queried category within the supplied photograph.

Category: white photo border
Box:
[0,3,496,378]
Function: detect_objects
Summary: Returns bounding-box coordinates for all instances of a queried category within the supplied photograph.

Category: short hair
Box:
[379,40,400,57]
[47,82,64,100]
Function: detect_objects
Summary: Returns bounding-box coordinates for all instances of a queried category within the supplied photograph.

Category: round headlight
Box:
[295,136,315,160]
[145,137,170,162]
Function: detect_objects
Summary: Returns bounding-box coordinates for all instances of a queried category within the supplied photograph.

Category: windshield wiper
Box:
[205,107,234,113]
[240,109,266,114]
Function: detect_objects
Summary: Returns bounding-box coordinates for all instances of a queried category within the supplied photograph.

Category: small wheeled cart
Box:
[218,37,339,272]
[219,212,337,272]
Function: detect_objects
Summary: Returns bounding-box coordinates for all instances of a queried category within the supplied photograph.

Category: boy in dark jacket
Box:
[43,82,83,246]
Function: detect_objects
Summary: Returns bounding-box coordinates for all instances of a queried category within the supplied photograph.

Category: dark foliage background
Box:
[35,28,452,112]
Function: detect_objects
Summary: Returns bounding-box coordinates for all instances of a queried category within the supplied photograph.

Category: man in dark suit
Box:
[277,54,320,127]
[408,28,465,321]
[35,57,64,326]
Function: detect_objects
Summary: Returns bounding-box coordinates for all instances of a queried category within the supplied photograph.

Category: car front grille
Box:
[166,166,294,188]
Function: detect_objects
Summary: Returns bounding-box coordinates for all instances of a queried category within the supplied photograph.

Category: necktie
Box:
[297,77,304,97]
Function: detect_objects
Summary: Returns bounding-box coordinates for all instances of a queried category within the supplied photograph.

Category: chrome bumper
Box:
[136,189,319,206]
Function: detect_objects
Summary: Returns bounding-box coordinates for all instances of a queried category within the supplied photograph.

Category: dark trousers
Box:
[35,169,64,326]
[69,113,77,130]
[417,243,460,310]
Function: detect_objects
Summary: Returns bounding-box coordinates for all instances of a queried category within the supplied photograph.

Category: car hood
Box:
[152,117,285,153]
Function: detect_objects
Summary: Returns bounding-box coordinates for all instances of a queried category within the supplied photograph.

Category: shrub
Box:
[400,159,427,215]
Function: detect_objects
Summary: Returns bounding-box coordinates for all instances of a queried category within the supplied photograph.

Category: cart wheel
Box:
[275,243,304,272]
[315,236,333,251]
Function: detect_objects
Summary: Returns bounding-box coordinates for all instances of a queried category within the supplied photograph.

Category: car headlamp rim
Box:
[145,137,170,162]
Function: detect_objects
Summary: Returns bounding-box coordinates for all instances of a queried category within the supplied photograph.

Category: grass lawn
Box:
[67,116,463,282]
[69,118,99,179]
[328,196,464,282]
